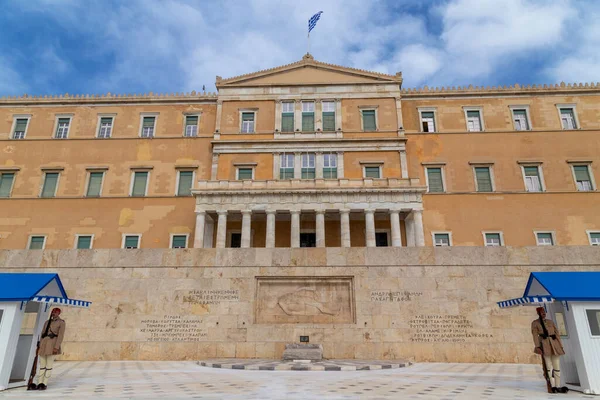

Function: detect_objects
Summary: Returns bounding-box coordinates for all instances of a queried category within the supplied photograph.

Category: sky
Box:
[1,0,599,96]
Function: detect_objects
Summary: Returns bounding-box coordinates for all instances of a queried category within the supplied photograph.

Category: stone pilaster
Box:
[316,210,325,247]
[400,150,408,179]
[241,210,252,248]
[390,210,402,247]
[291,210,301,248]
[193,211,206,248]
[265,210,276,248]
[340,209,351,247]
[365,209,376,247]
[216,210,227,248]
[413,209,425,247]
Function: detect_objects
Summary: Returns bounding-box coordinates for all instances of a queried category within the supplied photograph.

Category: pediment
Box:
[216,54,402,88]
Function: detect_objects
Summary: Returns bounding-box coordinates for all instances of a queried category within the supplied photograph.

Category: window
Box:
[419,110,436,132]
[364,165,381,179]
[131,171,149,197]
[512,109,530,131]
[572,165,594,191]
[474,166,493,192]
[559,107,577,130]
[585,309,600,336]
[171,234,188,249]
[177,170,193,196]
[281,102,294,133]
[230,232,242,248]
[76,235,93,249]
[41,172,59,198]
[280,153,294,179]
[375,232,388,247]
[301,153,315,179]
[237,167,253,180]
[361,109,377,131]
[426,167,444,193]
[141,116,156,138]
[184,115,198,137]
[12,117,29,139]
[300,232,316,248]
[554,312,568,337]
[433,233,451,247]
[123,235,140,249]
[302,101,315,132]
[522,166,543,192]
[0,172,15,198]
[28,236,46,250]
[86,171,104,197]
[322,101,335,131]
[465,109,483,132]
[587,231,600,246]
[55,117,71,139]
[241,112,255,133]
[97,117,113,138]
[536,232,554,246]
[484,232,503,247]
[323,153,337,179]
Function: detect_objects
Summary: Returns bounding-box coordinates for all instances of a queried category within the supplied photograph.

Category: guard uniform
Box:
[531,316,564,389]
[36,315,66,387]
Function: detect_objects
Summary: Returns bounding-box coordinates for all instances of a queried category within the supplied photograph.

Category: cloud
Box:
[1,0,599,96]
[0,57,28,95]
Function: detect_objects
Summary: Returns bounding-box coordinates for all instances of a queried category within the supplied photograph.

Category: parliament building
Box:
[1,54,599,362]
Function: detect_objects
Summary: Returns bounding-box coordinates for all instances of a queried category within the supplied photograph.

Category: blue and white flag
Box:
[308,11,323,34]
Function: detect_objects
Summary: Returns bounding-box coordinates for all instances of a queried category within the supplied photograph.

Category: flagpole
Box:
[307,32,310,55]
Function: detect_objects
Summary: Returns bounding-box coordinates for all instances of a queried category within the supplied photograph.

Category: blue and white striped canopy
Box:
[32,296,91,309]
[497,295,554,309]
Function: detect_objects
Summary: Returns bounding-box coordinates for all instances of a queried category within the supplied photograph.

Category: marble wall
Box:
[1,246,598,363]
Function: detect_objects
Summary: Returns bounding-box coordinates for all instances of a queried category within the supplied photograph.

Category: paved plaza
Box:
[1,361,596,399]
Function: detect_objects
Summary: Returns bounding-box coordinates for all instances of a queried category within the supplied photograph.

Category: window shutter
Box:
[302,113,314,132]
[362,110,376,131]
[100,117,112,125]
[172,235,187,248]
[87,172,103,197]
[29,237,45,249]
[323,167,337,179]
[177,171,193,196]
[281,114,294,132]
[132,172,148,196]
[41,173,59,197]
[0,173,14,197]
[242,112,254,121]
[523,166,538,176]
[186,116,198,126]
[238,168,253,180]
[322,112,335,131]
[475,167,492,191]
[427,168,444,192]
[365,166,380,178]
[143,117,155,128]
[77,236,92,249]
[574,166,590,181]
[15,119,28,132]
[124,236,139,248]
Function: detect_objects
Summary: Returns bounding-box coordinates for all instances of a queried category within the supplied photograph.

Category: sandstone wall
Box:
[2,247,598,363]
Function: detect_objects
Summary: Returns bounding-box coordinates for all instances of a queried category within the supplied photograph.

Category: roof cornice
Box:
[0,91,218,106]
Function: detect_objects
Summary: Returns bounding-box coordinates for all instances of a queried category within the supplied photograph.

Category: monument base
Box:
[282,344,323,361]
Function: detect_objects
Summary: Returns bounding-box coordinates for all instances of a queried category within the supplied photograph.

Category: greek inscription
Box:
[409,314,493,343]
[371,290,423,302]
[183,289,240,305]
[138,315,207,342]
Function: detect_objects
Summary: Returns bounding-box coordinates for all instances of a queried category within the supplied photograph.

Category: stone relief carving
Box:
[277,287,341,316]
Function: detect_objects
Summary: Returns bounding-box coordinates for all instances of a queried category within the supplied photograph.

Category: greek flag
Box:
[308,11,323,34]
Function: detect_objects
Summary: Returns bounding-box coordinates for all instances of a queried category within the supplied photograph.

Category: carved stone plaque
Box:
[255,277,355,324]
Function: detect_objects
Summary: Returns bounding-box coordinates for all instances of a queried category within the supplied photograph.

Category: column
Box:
[294,152,302,179]
[315,100,323,132]
[273,152,280,180]
[203,215,215,248]
[395,97,404,134]
[274,100,282,132]
[266,210,276,248]
[291,210,300,248]
[399,149,408,179]
[211,153,219,180]
[340,209,351,247]
[365,209,376,247]
[316,210,325,247]
[216,210,227,248]
[316,152,324,179]
[405,213,415,247]
[241,210,252,248]
[294,100,302,132]
[215,100,223,132]
[389,210,402,247]
[413,209,425,247]
[337,151,344,178]
[193,211,206,248]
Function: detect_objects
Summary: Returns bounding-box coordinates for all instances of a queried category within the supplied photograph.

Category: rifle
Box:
[538,346,553,394]
[27,338,40,390]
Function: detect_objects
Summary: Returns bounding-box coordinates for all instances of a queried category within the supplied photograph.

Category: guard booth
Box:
[0,273,91,391]
[498,272,600,395]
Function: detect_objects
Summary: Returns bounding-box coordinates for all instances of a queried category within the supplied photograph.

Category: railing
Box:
[195,178,423,191]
